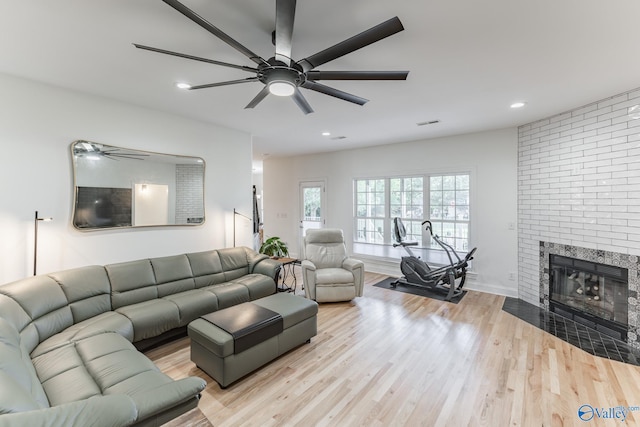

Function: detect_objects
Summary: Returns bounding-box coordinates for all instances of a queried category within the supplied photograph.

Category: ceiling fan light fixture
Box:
[268,80,296,97]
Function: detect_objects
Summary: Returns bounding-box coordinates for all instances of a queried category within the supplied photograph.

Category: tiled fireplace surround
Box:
[518,86,640,351]
[539,242,639,348]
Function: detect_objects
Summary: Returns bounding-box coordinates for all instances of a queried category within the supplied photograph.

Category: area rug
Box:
[373,277,467,304]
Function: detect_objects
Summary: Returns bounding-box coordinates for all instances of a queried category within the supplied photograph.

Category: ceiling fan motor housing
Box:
[259,60,305,88]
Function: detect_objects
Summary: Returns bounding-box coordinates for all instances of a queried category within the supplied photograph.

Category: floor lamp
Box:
[34,210,52,276]
[233,209,251,247]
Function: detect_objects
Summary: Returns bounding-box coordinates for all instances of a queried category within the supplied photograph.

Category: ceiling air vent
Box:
[417,120,440,126]
[331,136,347,140]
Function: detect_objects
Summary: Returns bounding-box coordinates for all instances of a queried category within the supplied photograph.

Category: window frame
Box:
[353,172,472,251]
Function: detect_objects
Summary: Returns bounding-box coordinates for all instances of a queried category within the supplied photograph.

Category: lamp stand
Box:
[233,208,252,247]
[34,210,52,276]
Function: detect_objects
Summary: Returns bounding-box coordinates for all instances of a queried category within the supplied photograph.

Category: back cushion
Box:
[218,247,250,281]
[187,250,226,287]
[0,276,72,347]
[0,318,50,412]
[48,266,112,323]
[150,255,196,297]
[304,243,347,269]
[106,260,158,309]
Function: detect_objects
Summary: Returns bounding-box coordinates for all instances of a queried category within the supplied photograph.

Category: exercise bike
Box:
[391,218,477,301]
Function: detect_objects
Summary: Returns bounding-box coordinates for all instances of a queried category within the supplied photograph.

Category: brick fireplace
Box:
[518,86,640,350]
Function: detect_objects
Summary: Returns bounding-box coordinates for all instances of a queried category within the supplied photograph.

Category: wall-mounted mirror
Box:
[71,140,205,230]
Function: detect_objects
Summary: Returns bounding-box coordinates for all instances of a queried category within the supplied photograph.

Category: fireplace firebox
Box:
[549,254,628,341]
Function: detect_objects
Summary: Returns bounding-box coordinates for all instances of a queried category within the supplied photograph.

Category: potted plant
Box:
[259,236,289,259]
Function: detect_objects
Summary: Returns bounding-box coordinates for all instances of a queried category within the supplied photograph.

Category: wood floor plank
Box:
[153,272,640,426]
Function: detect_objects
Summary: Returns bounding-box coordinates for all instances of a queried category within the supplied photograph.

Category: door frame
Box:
[298,180,327,257]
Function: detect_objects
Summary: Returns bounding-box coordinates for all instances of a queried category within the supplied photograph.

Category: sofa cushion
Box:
[0,276,73,349]
[31,311,135,358]
[218,247,251,281]
[106,260,157,309]
[0,318,49,413]
[0,294,38,354]
[187,250,227,287]
[203,282,250,309]
[315,268,355,285]
[48,266,112,324]
[115,299,180,341]
[150,254,196,297]
[163,289,219,325]
[31,332,206,424]
[230,274,276,300]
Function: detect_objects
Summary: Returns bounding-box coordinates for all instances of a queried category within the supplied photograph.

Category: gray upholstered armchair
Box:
[302,229,365,302]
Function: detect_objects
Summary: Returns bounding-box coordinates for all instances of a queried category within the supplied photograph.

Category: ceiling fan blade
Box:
[306,70,409,80]
[297,16,404,72]
[275,0,296,65]
[162,0,266,66]
[245,86,271,109]
[292,88,314,114]
[133,44,258,73]
[301,81,368,105]
[189,77,259,90]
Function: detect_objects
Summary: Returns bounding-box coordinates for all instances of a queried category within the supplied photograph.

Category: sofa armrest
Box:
[252,257,281,281]
[0,395,138,427]
[342,258,364,271]
[128,377,206,422]
[301,260,317,300]
[342,258,365,297]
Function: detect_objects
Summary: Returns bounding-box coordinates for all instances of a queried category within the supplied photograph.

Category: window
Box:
[429,175,469,251]
[390,177,423,242]
[355,179,385,243]
[354,173,470,251]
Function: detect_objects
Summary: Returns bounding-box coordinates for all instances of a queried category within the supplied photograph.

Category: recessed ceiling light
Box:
[322,132,331,136]
[176,82,192,90]
[510,102,526,109]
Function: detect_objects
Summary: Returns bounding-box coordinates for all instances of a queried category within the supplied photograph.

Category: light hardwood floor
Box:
[147,273,640,426]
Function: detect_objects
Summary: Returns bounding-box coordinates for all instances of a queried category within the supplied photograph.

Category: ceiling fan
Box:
[134,0,409,114]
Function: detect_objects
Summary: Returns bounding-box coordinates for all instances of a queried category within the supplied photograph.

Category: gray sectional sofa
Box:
[0,246,281,427]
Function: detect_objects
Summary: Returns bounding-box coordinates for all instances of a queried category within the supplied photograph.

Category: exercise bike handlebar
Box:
[421,220,434,236]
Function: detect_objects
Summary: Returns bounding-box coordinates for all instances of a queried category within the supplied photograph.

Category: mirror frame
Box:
[71,140,205,231]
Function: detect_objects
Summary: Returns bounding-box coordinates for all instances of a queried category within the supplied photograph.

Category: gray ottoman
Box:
[188,293,318,388]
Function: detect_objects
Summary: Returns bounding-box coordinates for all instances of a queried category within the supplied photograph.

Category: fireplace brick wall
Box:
[518,87,640,307]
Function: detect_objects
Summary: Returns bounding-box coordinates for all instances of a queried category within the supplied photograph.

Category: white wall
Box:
[0,73,254,284]
[263,127,519,296]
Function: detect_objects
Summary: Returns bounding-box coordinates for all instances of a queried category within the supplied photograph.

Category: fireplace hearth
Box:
[549,254,628,341]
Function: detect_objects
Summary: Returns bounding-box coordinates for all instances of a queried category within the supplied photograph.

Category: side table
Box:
[274,257,301,293]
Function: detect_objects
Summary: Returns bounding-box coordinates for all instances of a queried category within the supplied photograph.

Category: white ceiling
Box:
[2,0,640,161]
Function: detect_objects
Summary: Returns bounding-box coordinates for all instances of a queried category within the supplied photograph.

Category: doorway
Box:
[134,183,169,226]
[299,181,326,256]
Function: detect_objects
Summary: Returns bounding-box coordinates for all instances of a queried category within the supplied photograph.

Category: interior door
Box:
[299,181,326,256]
[134,183,169,226]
